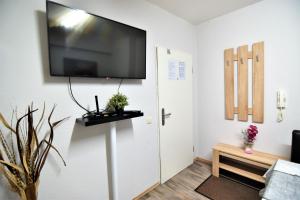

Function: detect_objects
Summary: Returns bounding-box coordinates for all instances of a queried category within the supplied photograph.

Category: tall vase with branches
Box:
[0,104,67,200]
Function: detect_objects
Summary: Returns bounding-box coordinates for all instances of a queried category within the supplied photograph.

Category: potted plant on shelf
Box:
[242,125,259,154]
[106,92,129,114]
[0,104,67,200]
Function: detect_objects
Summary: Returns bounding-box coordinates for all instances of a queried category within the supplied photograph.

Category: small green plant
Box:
[106,93,129,112]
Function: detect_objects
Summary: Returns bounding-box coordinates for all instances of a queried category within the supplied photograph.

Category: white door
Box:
[156,47,193,183]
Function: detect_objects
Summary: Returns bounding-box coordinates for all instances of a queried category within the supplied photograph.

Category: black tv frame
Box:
[46,0,147,79]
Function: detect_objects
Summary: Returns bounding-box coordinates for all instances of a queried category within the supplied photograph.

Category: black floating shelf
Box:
[76,110,144,126]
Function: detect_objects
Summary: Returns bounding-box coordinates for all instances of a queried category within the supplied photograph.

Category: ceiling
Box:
[145,0,263,25]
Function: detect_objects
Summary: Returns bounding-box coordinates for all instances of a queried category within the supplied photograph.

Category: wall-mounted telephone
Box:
[277,90,286,122]
[277,90,286,109]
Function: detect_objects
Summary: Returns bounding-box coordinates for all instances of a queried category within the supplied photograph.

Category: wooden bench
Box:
[212,143,285,183]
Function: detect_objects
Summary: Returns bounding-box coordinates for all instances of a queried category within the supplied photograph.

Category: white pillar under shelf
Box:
[75,111,143,200]
[107,121,119,200]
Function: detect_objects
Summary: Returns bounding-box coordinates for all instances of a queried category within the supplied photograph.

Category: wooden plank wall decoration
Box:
[237,45,249,121]
[224,49,234,120]
[224,41,264,123]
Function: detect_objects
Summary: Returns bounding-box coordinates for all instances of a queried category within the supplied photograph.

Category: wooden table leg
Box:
[212,149,220,177]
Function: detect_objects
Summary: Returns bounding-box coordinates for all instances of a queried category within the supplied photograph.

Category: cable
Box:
[68,77,123,117]
[117,79,123,93]
[277,107,283,122]
[68,77,91,113]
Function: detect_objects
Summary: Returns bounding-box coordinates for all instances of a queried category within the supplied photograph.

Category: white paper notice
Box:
[168,60,177,80]
[178,61,185,80]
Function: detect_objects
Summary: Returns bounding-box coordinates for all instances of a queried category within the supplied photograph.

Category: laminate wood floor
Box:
[139,160,211,200]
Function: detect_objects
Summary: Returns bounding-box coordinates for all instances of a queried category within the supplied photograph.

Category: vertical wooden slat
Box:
[237,45,248,121]
[252,42,264,123]
[224,48,234,120]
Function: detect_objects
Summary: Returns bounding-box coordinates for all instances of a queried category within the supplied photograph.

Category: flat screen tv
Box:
[46,1,146,79]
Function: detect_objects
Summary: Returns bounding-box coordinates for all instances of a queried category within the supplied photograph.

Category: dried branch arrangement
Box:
[0,104,67,200]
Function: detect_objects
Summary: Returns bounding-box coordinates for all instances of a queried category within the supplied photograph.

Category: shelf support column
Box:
[107,122,119,200]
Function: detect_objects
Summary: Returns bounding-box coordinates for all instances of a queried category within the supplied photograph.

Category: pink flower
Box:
[249,125,257,129]
[244,124,259,143]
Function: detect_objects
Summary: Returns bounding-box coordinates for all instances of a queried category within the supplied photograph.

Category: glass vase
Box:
[244,143,253,154]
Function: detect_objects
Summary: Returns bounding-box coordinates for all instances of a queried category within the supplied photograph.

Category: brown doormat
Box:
[195,176,261,200]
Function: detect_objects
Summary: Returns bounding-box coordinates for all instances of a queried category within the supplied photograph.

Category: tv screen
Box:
[46,1,146,79]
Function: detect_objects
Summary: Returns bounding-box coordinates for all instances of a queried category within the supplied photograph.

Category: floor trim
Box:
[132,182,160,200]
[194,156,212,165]
[133,158,211,199]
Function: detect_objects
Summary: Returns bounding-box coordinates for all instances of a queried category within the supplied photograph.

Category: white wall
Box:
[196,0,300,160]
[3,0,299,198]
[0,0,197,199]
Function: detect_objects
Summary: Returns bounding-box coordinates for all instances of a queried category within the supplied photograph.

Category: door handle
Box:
[164,113,172,117]
[162,108,172,126]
